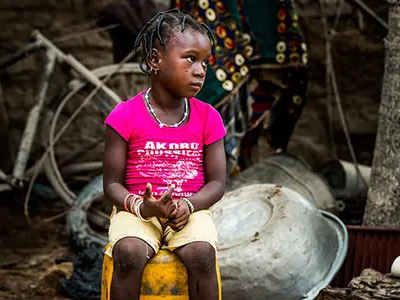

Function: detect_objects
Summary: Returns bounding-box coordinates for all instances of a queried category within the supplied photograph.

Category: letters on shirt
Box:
[135,141,203,198]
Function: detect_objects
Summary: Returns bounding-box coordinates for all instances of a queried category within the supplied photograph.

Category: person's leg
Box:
[111,237,155,300]
[174,242,218,300]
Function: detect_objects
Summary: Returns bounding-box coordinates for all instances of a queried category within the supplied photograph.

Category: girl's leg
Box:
[174,242,218,300]
[111,237,155,300]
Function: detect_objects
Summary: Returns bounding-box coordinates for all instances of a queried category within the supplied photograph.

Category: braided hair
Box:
[134,8,216,75]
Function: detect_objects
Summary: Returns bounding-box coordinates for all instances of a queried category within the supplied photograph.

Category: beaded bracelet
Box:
[123,193,151,221]
[123,193,141,214]
[181,198,195,214]
[130,195,141,214]
[123,193,133,211]
[135,199,151,222]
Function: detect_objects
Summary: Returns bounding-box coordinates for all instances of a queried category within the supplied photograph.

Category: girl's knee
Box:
[113,238,152,274]
[177,242,216,276]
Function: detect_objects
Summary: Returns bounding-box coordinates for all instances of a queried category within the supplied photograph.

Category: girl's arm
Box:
[103,126,130,209]
[163,138,226,230]
[188,138,226,211]
[103,126,178,217]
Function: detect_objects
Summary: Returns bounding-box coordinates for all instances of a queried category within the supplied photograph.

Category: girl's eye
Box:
[202,60,209,67]
[187,56,195,63]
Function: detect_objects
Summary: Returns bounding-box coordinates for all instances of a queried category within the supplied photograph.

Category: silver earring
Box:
[154,69,158,74]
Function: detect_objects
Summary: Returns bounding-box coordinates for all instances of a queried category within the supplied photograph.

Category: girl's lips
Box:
[190,83,202,91]
[190,82,203,88]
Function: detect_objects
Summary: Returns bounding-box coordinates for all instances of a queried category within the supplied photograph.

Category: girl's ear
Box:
[147,48,161,72]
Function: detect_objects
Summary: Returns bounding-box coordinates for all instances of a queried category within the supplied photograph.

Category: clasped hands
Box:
[140,183,190,231]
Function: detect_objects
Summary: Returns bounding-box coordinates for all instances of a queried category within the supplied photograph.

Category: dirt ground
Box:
[0,195,72,299]
[0,1,390,299]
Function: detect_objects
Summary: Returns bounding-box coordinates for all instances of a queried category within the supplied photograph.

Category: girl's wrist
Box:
[181,197,195,214]
[140,201,152,218]
[123,193,140,213]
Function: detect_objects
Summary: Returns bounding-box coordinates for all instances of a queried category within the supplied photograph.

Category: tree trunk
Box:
[363,3,400,228]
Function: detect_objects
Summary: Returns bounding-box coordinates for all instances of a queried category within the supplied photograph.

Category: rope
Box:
[333,0,346,31]
[319,0,369,189]
[320,7,338,157]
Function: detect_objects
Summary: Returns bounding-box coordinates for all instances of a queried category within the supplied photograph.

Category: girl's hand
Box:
[167,200,190,231]
[141,183,177,218]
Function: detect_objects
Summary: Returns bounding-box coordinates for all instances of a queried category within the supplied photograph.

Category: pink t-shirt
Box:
[105,90,226,199]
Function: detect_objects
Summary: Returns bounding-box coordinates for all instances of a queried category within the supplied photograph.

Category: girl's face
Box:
[157,28,212,99]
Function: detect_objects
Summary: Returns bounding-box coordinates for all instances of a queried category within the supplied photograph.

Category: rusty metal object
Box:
[333,226,400,287]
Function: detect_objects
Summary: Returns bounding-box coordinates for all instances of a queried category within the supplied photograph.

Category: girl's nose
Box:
[194,63,205,78]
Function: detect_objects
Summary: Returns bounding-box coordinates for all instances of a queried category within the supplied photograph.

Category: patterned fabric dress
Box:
[175,0,309,169]
[175,0,256,105]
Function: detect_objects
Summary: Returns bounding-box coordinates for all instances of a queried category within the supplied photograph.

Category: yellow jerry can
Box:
[101,244,222,300]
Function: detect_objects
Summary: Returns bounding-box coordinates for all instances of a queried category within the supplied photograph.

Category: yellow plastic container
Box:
[101,244,222,300]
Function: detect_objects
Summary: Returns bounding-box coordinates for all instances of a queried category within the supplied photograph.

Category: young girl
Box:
[103,9,227,300]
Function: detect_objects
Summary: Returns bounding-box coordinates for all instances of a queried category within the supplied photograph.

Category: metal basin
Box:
[211,184,348,300]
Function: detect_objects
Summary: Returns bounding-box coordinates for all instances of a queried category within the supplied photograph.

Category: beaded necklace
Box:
[144,88,188,128]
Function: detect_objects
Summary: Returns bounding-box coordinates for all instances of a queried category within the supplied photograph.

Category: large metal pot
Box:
[211,184,348,300]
